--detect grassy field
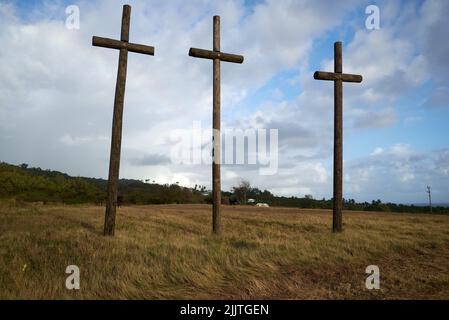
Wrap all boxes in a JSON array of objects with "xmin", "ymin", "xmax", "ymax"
[{"xmin": 1, "ymin": 201, "xmax": 449, "ymax": 299}]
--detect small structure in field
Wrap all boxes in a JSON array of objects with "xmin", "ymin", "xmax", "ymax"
[
  {"xmin": 256, "ymin": 203, "xmax": 269, "ymax": 208},
  {"xmin": 247, "ymin": 198, "xmax": 255, "ymax": 204}
]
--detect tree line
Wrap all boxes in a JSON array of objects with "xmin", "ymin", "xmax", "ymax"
[
  {"xmin": 0, "ymin": 162, "xmax": 447, "ymax": 214},
  {"xmin": 0, "ymin": 162, "xmax": 204, "ymax": 205}
]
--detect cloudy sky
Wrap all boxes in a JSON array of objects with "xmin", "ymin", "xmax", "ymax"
[{"xmin": 1, "ymin": 0, "xmax": 448, "ymax": 204}]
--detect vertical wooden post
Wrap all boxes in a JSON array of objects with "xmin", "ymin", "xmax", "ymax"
[
  {"xmin": 93, "ymin": 4, "xmax": 154, "ymax": 236},
  {"xmin": 333, "ymin": 41, "xmax": 343, "ymax": 233},
  {"xmin": 104, "ymin": 5, "xmax": 131, "ymax": 236},
  {"xmin": 212, "ymin": 16, "xmax": 221, "ymax": 234},
  {"xmin": 314, "ymin": 41, "xmax": 362, "ymax": 233},
  {"xmin": 188, "ymin": 16, "xmax": 244, "ymax": 234}
]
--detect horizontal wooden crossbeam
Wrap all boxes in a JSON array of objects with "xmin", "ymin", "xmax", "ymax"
[
  {"xmin": 92, "ymin": 36, "xmax": 155, "ymax": 56},
  {"xmin": 189, "ymin": 48, "xmax": 244, "ymax": 64},
  {"xmin": 314, "ymin": 71, "xmax": 362, "ymax": 83}
]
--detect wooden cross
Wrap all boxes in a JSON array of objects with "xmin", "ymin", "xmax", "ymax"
[
  {"xmin": 92, "ymin": 4, "xmax": 155, "ymax": 236},
  {"xmin": 314, "ymin": 41, "xmax": 363, "ymax": 233},
  {"xmin": 188, "ymin": 16, "xmax": 244, "ymax": 234}
]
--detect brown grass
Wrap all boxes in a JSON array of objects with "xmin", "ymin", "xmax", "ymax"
[{"xmin": 0, "ymin": 201, "xmax": 448, "ymax": 299}]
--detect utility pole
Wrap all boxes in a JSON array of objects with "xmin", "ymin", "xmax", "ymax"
[{"xmin": 427, "ymin": 186, "xmax": 432, "ymax": 214}]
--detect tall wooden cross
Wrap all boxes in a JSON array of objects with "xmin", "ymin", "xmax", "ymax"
[
  {"xmin": 188, "ymin": 16, "xmax": 244, "ymax": 234},
  {"xmin": 92, "ymin": 4, "xmax": 155, "ymax": 236},
  {"xmin": 314, "ymin": 41, "xmax": 363, "ymax": 233}
]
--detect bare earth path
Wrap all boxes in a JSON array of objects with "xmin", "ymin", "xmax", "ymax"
[{"xmin": 1, "ymin": 203, "xmax": 448, "ymax": 299}]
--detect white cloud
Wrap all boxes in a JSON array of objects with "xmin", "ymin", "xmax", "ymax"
[
  {"xmin": 60, "ymin": 134, "xmax": 107, "ymax": 146},
  {"xmin": 352, "ymin": 107, "xmax": 397, "ymax": 129},
  {"xmin": 346, "ymin": 144, "xmax": 449, "ymax": 203}
]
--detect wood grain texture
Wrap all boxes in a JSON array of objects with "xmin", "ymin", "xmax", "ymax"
[
  {"xmin": 92, "ymin": 37, "xmax": 154, "ymax": 55},
  {"xmin": 212, "ymin": 15, "xmax": 221, "ymax": 234},
  {"xmin": 92, "ymin": 4, "xmax": 155, "ymax": 236},
  {"xmin": 188, "ymin": 48, "xmax": 243, "ymax": 63},
  {"xmin": 120, "ymin": 5, "xmax": 131, "ymax": 42},
  {"xmin": 313, "ymin": 41, "xmax": 363, "ymax": 233},
  {"xmin": 313, "ymin": 71, "xmax": 362, "ymax": 83},
  {"xmin": 333, "ymin": 41, "xmax": 343, "ymax": 233},
  {"xmin": 104, "ymin": 47, "xmax": 128, "ymax": 236},
  {"xmin": 188, "ymin": 16, "xmax": 244, "ymax": 234}
]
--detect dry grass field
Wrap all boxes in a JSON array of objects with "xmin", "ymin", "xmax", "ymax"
[{"xmin": 1, "ymin": 201, "xmax": 449, "ymax": 299}]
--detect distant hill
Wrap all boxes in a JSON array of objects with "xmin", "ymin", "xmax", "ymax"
[
  {"xmin": 1, "ymin": 161, "xmax": 448, "ymax": 214},
  {"xmin": 0, "ymin": 162, "xmax": 206, "ymax": 205}
]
